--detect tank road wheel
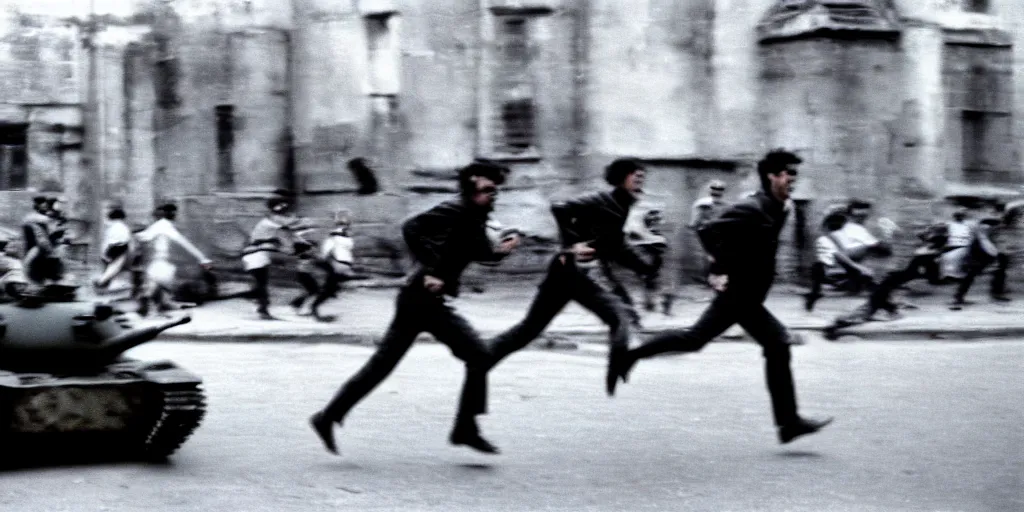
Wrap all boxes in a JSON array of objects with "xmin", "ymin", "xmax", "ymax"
[{"xmin": 139, "ymin": 383, "xmax": 207, "ymax": 461}]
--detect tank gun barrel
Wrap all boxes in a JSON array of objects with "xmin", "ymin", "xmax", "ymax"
[{"xmin": 96, "ymin": 315, "xmax": 192, "ymax": 360}]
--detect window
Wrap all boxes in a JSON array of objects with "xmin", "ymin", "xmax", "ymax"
[
  {"xmin": 964, "ymin": 0, "xmax": 989, "ymax": 13},
  {"xmin": 215, "ymin": 105, "xmax": 234, "ymax": 189},
  {"xmin": 0, "ymin": 124, "xmax": 27, "ymax": 190},
  {"xmin": 365, "ymin": 13, "xmax": 400, "ymax": 96},
  {"xmin": 962, "ymin": 110, "xmax": 1012, "ymax": 175},
  {"xmin": 491, "ymin": 16, "xmax": 537, "ymax": 155}
]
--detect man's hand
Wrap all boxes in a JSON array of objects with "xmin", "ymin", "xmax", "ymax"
[
  {"xmin": 570, "ymin": 242, "xmax": 596, "ymax": 261},
  {"xmin": 495, "ymin": 234, "xmax": 521, "ymax": 255},
  {"xmin": 708, "ymin": 273, "xmax": 728, "ymax": 292},
  {"xmin": 423, "ymin": 275, "xmax": 445, "ymax": 293}
]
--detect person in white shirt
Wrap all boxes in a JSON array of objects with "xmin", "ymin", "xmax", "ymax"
[
  {"xmin": 804, "ymin": 211, "xmax": 875, "ymax": 312},
  {"xmin": 240, "ymin": 191, "xmax": 310, "ymax": 320},
  {"xmin": 950, "ymin": 216, "xmax": 1011, "ymax": 309},
  {"xmin": 135, "ymin": 203, "xmax": 213, "ymax": 316},
  {"xmin": 689, "ymin": 180, "xmax": 728, "ymax": 284},
  {"xmin": 94, "ymin": 207, "xmax": 135, "ymax": 290},
  {"xmin": 940, "ymin": 209, "xmax": 972, "ymax": 281},
  {"xmin": 306, "ymin": 209, "xmax": 360, "ymax": 322},
  {"xmin": 832, "ymin": 200, "xmax": 893, "ymax": 262}
]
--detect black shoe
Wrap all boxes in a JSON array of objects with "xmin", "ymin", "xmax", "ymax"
[
  {"xmin": 449, "ymin": 428, "xmax": 500, "ymax": 454},
  {"xmin": 289, "ymin": 296, "xmax": 306, "ymax": 312},
  {"xmin": 949, "ymin": 298, "xmax": 971, "ymax": 311},
  {"xmin": 778, "ymin": 416, "xmax": 833, "ymax": 444},
  {"xmin": 137, "ymin": 299, "xmax": 150, "ymax": 318},
  {"xmin": 803, "ymin": 292, "xmax": 822, "ymax": 312},
  {"xmin": 310, "ymin": 411, "xmax": 338, "ymax": 455},
  {"xmin": 313, "ymin": 313, "xmax": 337, "ymax": 323},
  {"xmin": 607, "ymin": 346, "xmax": 628, "ymax": 396},
  {"xmin": 991, "ymin": 294, "xmax": 1012, "ymax": 302},
  {"xmin": 258, "ymin": 309, "xmax": 278, "ymax": 321}
]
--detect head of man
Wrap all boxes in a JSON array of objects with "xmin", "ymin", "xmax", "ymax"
[
  {"xmin": 847, "ymin": 200, "xmax": 872, "ymax": 224},
  {"xmin": 32, "ymin": 196, "xmax": 48, "ymax": 214},
  {"xmin": 160, "ymin": 203, "xmax": 178, "ymax": 222},
  {"xmin": 108, "ymin": 208, "xmax": 126, "ymax": 221},
  {"xmin": 605, "ymin": 158, "xmax": 645, "ymax": 198},
  {"xmin": 823, "ymin": 212, "xmax": 847, "ymax": 233},
  {"xmin": 757, "ymin": 149, "xmax": 801, "ymax": 202},
  {"xmin": 459, "ymin": 160, "xmax": 509, "ymax": 212},
  {"xmin": 45, "ymin": 197, "xmax": 66, "ymax": 219},
  {"xmin": 708, "ymin": 180, "xmax": 726, "ymax": 203}
]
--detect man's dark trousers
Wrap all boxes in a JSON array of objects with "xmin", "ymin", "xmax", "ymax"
[
  {"xmin": 955, "ymin": 253, "xmax": 1008, "ymax": 301},
  {"xmin": 628, "ymin": 286, "xmax": 799, "ymax": 426},
  {"xmin": 489, "ymin": 256, "xmax": 632, "ymax": 367},
  {"xmin": 321, "ymin": 284, "xmax": 490, "ymax": 425}
]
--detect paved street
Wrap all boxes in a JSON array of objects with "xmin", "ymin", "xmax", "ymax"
[{"xmin": 2, "ymin": 338, "xmax": 1021, "ymax": 512}]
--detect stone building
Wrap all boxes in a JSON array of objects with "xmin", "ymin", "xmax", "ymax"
[{"xmin": 1, "ymin": 0, "xmax": 1023, "ymax": 285}]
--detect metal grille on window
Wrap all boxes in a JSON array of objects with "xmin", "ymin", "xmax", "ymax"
[{"xmin": 493, "ymin": 17, "xmax": 536, "ymax": 154}]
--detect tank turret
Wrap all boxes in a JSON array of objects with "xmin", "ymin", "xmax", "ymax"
[{"xmin": 0, "ymin": 286, "xmax": 206, "ymax": 463}]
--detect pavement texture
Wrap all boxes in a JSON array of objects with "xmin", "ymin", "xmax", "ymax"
[
  {"xmin": 99, "ymin": 278, "xmax": 1024, "ymax": 346},
  {"xmin": 2, "ymin": 339, "xmax": 1020, "ymax": 511}
]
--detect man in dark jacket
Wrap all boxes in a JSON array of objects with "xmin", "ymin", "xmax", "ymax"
[
  {"xmin": 619, "ymin": 150, "xmax": 833, "ymax": 445},
  {"xmin": 487, "ymin": 158, "xmax": 656, "ymax": 397},
  {"xmin": 310, "ymin": 161, "xmax": 520, "ymax": 456}
]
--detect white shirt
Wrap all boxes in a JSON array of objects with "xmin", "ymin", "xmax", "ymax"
[
  {"xmin": 102, "ymin": 220, "xmax": 133, "ymax": 251},
  {"xmin": 833, "ymin": 222, "xmax": 878, "ymax": 253},
  {"xmin": 815, "ymin": 235, "xmax": 841, "ymax": 267},
  {"xmin": 136, "ymin": 218, "xmax": 211, "ymax": 264},
  {"xmin": 321, "ymin": 233, "xmax": 354, "ymax": 264},
  {"xmin": 946, "ymin": 221, "xmax": 972, "ymax": 248},
  {"xmin": 689, "ymin": 196, "xmax": 725, "ymax": 228}
]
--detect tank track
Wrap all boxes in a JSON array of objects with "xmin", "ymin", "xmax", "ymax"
[{"xmin": 140, "ymin": 382, "xmax": 206, "ymax": 460}]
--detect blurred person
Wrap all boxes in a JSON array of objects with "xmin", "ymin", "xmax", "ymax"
[
  {"xmin": 94, "ymin": 206, "xmax": 135, "ymax": 290},
  {"xmin": 306, "ymin": 209, "xmax": 362, "ymax": 322},
  {"xmin": 241, "ymin": 190, "xmax": 312, "ymax": 320},
  {"xmin": 135, "ymin": 203, "xmax": 213, "ymax": 317},
  {"xmin": 803, "ymin": 209, "xmax": 876, "ymax": 312},
  {"xmin": 0, "ymin": 236, "xmax": 27, "ymax": 301},
  {"xmin": 625, "ymin": 208, "xmax": 673, "ymax": 315},
  {"xmin": 690, "ymin": 180, "xmax": 728, "ymax": 283},
  {"xmin": 949, "ymin": 216, "xmax": 1010, "ymax": 310},
  {"xmin": 823, "ymin": 222, "xmax": 950, "ymax": 339},
  {"xmin": 486, "ymin": 158, "xmax": 656, "ymax": 397},
  {"xmin": 939, "ymin": 208, "xmax": 972, "ymax": 281},
  {"xmin": 310, "ymin": 160, "xmax": 520, "ymax": 456},
  {"xmin": 22, "ymin": 195, "xmax": 68, "ymax": 288},
  {"xmin": 619, "ymin": 149, "xmax": 833, "ymax": 445}
]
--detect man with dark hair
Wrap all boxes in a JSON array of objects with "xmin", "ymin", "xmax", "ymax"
[
  {"xmin": 804, "ymin": 209, "xmax": 876, "ymax": 312},
  {"xmin": 619, "ymin": 149, "xmax": 833, "ymax": 445},
  {"xmin": 348, "ymin": 158, "xmax": 379, "ymax": 195},
  {"xmin": 486, "ymin": 158, "xmax": 656, "ymax": 397},
  {"xmin": 310, "ymin": 160, "xmax": 521, "ymax": 456},
  {"xmin": 21, "ymin": 196, "xmax": 58, "ymax": 286},
  {"xmin": 241, "ymin": 190, "xmax": 312, "ymax": 320}
]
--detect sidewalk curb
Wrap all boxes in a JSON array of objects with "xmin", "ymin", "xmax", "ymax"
[{"xmin": 159, "ymin": 325, "xmax": 1024, "ymax": 350}]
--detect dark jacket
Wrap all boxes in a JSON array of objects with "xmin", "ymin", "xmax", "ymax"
[
  {"xmin": 550, "ymin": 188, "xmax": 653, "ymax": 276},
  {"xmin": 402, "ymin": 198, "xmax": 507, "ymax": 297},
  {"xmin": 698, "ymin": 191, "xmax": 789, "ymax": 300}
]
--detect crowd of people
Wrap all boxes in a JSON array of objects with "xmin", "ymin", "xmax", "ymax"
[{"xmin": 4, "ymin": 151, "xmax": 1018, "ymax": 458}]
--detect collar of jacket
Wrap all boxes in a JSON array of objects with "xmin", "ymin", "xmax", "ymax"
[
  {"xmin": 448, "ymin": 198, "xmax": 491, "ymax": 220},
  {"xmin": 610, "ymin": 187, "xmax": 638, "ymax": 210}
]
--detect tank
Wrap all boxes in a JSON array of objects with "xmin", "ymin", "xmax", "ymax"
[{"xmin": 0, "ymin": 286, "xmax": 206, "ymax": 462}]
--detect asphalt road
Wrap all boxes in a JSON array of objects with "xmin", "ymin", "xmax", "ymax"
[{"xmin": 2, "ymin": 338, "xmax": 1021, "ymax": 512}]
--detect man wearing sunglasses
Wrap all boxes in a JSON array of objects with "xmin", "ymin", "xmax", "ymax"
[
  {"xmin": 486, "ymin": 158, "xmax": 657, "ymax": 397},
  {"xmin": 619, "ymin": 149, "xmax": 833, "ymax": 445},
  {"xmin": 311, "ymin": 160, "xmax": 520, "ymax": 456}
]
